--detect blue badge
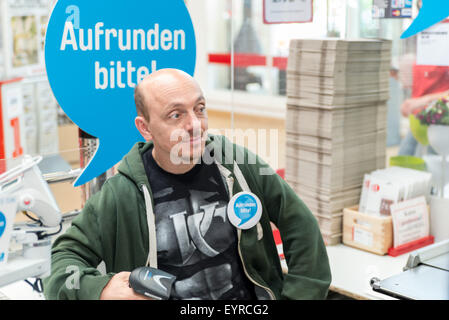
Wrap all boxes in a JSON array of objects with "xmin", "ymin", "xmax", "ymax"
[
  {"xmin": 45, "ymin": 0, "xmax": 196, "ymax": 186},
  {"xmin": 227, "ymin": 192, "xmax": 262, "ymax": 230}
]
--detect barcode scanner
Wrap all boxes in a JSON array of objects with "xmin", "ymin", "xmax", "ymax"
[{"xmin": 129, "ymin": 267, "xmax": 176, "ymax": 300}]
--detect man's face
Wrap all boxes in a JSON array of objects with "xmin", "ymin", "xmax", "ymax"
[{"xmin": 145, "ymin": 76, "xmax": 208, "ymax": 164}]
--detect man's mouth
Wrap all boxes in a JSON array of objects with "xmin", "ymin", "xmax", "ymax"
[
  {"xmin": 190, "ymin": 136, "xmax": 202, "ymax": 143},
  {"xmin": 183, "ymin": 131, "xmax": 205, "ymax": 143}
]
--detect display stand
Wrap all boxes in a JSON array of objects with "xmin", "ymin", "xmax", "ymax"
[
  {"xmin": 0, "ymin": 77, "xmax": 25, "ymax": 173},
  {"xmin": 388, "ymin": 235, "xmax": 435, "ymax": 257}
]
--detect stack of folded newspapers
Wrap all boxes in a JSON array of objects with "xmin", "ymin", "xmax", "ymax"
[{"xmin": 285, "ymin": 38, "xmax": 391, "ymax": 245}]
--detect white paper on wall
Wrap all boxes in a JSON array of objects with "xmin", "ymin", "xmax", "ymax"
[
  {"xmin": 264, "ymin": 0, "xmax": 313, "ymax": 24},
  {"xmin": 417, "ymin": 22, "xmax": 449, "ymax": 66}
]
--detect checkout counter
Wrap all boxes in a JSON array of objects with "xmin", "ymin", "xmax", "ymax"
[{"xmin": 1, "ymin": 237, "xmax": 448, "ymax": 300}]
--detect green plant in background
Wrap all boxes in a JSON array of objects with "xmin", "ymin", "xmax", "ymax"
[
  {"xmin": 409, "ymin": 114, "xmax": 429, "ymax": 146},
  {"xmin": 416, "ymin": 97, "xmax": 449, "ymax": 126}
]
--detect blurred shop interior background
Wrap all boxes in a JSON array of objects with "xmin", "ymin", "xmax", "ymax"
[{"xmin": 0, "ymin": 0, "xmax": 421, "ymax": 213}]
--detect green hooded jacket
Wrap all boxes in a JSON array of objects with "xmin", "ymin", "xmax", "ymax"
[{"xmin": 43, "ymin": 134, "xmax": 331, "ymax": 300}]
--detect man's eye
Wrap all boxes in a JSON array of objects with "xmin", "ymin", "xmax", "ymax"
[{"xmin": 169, "ymin": 113, "xmax": 180, "ymax": 119}]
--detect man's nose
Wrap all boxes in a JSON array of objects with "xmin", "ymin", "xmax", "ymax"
[{"xmin": 184, "ymin": 111, "xmax": 201, "ymax": 132}]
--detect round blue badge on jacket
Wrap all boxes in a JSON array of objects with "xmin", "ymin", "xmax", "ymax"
[{"xmin": 227, "ymin": 192, "xmax": 262, "ymax": 230}]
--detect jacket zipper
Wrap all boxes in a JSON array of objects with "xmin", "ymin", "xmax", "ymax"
[
  {"xmin": 237, "ymin": 229, "xmax": 277, "ymax": 300},
  {"xmin": 226, "ymin": 176, "xmax": 276, "ymax": 300}
]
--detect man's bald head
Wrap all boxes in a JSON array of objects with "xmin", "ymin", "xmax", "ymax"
[
  {"xmin": 134, "ymin": 69, "xmax": 200, "ymax": 121},
  {"xmin": 133, "ymin": 68, "xmax": 208, "ymax": 172}
]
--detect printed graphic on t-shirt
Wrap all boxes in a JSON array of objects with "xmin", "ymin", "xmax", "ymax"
[{"xmin": 143, "ymin": 148, "xmax": 255, "ymax": 300}]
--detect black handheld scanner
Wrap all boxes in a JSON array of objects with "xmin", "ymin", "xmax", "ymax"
[{"xmin": 129, "ymin": 267, "xmax": 176, "ymax": 300}]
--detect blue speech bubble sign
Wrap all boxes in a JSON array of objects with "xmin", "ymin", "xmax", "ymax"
[
  {"xmin": 45, "ymin": 0, "xmax": 196, "ymax": 186},
  {"xmin": 401, "ymin": 0, "xmax": 449, "ymax": 38},
  {"xmin": 233, "ymin": 194, "xmax": 258, "ymax": 227}
]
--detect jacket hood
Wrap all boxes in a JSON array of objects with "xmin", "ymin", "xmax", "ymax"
[{"xmin": 117, "ymin": 140, "xmax": 153, "ymax": 189}]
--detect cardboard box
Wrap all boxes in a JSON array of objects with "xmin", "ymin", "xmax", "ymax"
[{"xmin": 343, "ymin": 206, "xmax": 393, "ymax": 255}]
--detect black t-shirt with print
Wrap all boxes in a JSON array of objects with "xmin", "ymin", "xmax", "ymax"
[{"xmin": 142, "ymin": 147, "xmax": 256, "ymax": 300}]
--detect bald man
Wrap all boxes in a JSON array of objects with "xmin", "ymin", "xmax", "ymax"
[
  {"xmin": 134, "ymin": 69, "xmax": 208, "ymax": 174},
  {"xmin": 43, "ymin": 69, "xmax": 331, "ymax": 300}
]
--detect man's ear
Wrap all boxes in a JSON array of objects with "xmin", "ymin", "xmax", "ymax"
[{"xmin": 135, "ymin": 116, "xmax": 153, "ymax": 141}]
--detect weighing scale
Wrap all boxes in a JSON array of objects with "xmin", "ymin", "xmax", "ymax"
[{"xmin": 371, "ymin": 239, "xmax": 449, "ymax": 300}]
